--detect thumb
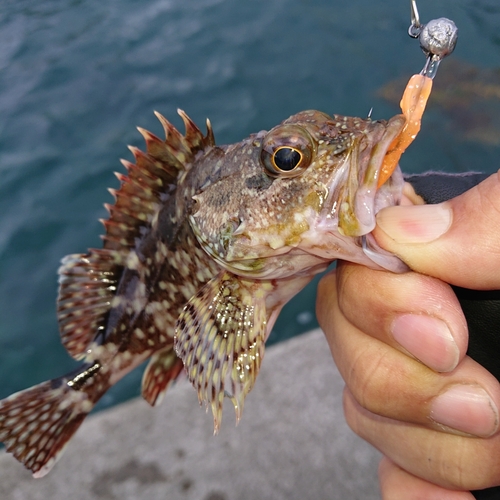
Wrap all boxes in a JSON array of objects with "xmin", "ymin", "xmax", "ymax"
[{"xmin": 373, "ymin": 171, "xmax": 500, "ymax": 289}]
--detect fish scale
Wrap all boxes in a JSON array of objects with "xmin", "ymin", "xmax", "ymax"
[{"xmin": 0, "ymin": 106, "xmax": 413, "ymax": 477}]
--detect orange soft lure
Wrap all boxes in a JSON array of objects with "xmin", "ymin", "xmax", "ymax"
[{"xmin": 377, "ymin": 73, "xmax": 433, "ymax": 187}]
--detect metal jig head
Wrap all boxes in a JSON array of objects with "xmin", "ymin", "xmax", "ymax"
[{"xmin": 408, "ymin": 0, "xmax": 458, "ymax": 79}]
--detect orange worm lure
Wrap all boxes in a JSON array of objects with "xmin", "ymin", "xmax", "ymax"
[{"xmin": 377, "ymin": 73, "xmax": 433, "ymax": 188}]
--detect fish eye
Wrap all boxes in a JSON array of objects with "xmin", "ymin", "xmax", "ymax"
[{"xmin": 260, "ymin": 125, "xmax": 314, "ymax": 178}]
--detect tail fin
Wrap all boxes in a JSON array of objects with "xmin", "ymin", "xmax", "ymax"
[{"xmin": 0, "ymin": 376, "xmax": 95, "ymax": 477}]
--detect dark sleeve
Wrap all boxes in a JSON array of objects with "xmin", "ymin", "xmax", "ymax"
[
  {"xmin": 406, "ymin": 172, "xmax": 500, "ymax": 500},
  {"xmin": 405, "ymin": 171, "xmax": 490, "ymax": 204}
]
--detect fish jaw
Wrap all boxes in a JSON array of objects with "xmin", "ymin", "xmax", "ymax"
[
  {"xmin": 298, "ymin": 114, "xmax": 408, "ymax": 272},
  {"xmin": 334, "ymin": 113, "xmax": 406, "ymax": 237}
]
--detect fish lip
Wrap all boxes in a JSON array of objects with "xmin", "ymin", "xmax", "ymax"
[
  {"xmin": 320, "ymin": 113, "xmax": 406, "ymax": 237},
  {"xmin": 353, "ymin": 113, "xmax": 406, "ymax": 231},
  {"xmin": 364, "ymin": 114, "xmax": 406, "ymax": 189}
]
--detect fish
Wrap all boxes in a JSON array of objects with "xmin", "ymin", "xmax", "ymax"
[{"xmin": 0, "ymin": 107, "xmax": 413, "ymax": 478}]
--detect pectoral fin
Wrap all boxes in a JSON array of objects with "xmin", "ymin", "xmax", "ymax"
[{"xmin": 174, "ymin": 271, "xmax": 269, "ymax": 433}]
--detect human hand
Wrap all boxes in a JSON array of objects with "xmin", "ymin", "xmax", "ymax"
[{"xmin": 316, "ymin": 173, "xmax": 500, "ymax": 498}]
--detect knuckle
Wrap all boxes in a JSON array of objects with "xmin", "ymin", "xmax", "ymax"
[
  {"xmin": 316, "ymin": 271, "xmax": 337, "ymax": 323},
  {"xmin": 431, "ymin": 436, "xmax": 500, "ymax": 490},
  {"xmin": 345, "ymin": 343, "xmax": 395, "ymax": 412},
  {"xmin": 473, "ymin": 172, "xmax": 500, "ymax": 231}
]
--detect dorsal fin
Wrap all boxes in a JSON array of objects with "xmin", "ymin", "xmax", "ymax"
[
  {"xmin": 56, "ymin": 111, "xmax": 215, "ymax": 358},
  {"xmin": 100, "ymin": 110, "xmax": 214, "ymax": 253}
]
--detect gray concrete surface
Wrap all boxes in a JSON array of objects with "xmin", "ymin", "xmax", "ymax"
[{"xmin": 0, "ymin": 329, "xmax": 382, "ymax": 500}]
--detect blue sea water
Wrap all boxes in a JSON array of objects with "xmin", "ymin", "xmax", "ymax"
[{"xmin": 0, "ymin": 0, "xmax": 499, "ymax": 412}]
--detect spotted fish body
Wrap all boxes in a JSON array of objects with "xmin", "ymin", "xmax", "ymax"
[{"xmin": 0, "ymin": 108, "xmax": 407, "ymax": 477}]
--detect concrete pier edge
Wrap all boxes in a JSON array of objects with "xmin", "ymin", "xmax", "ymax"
[{"xmin": 0, "ymin": 329, "xmax": 381, "ymax": 500}]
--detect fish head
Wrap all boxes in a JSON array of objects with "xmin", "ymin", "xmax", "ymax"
[{"xmin": 190, "ymin": 110, "xmax": 407, "ymax": 279}]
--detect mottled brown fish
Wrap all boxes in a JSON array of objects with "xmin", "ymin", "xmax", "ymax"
[{"xmin": 0, "ymin": 108, "xmax": 410, "ymax": 478}]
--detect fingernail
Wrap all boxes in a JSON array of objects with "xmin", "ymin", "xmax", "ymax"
[
  {"xmin": 391, "ymin": 314, "xmax": 459, "ymax": 372},
  {"xmin": 376, "ymin": 203, "xmax": 452, "ymax": 244},
  {"xmin": 430, "ymin": 385, "xmax": 499, "ymax": 437}
]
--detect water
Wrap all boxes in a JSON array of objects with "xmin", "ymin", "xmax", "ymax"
[{"xmin": 0, "ymin": 0, "xmax": 499, "ymax": 412}]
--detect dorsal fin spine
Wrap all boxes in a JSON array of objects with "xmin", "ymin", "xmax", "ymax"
[
  {"xmin": 153, "ymin": 111, "xmax": 189, "ymax": 155},
  {"xmin": 136, "ymin": 127, "xmax": 163, "ymax": 149},
  {"xmin": 178, "ymin": 109, "xmax": 204, "ymax": 150},
  {"xmin": 206, "ymin": 118, "xmax": 215, "ymax": 147}
]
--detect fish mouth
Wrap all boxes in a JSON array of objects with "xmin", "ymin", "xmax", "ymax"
[
  {"xmin": 295, "ymin": 113, "xmax": 409, "ymax": 272},
  {"xmin": 320, "ymin": 113, "xmax": 407, "ymax": 238}
]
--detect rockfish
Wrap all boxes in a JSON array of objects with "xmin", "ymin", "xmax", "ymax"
[{"xmin": 0, "ymin": 107, "xmax": 411, "ymax": 477}]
